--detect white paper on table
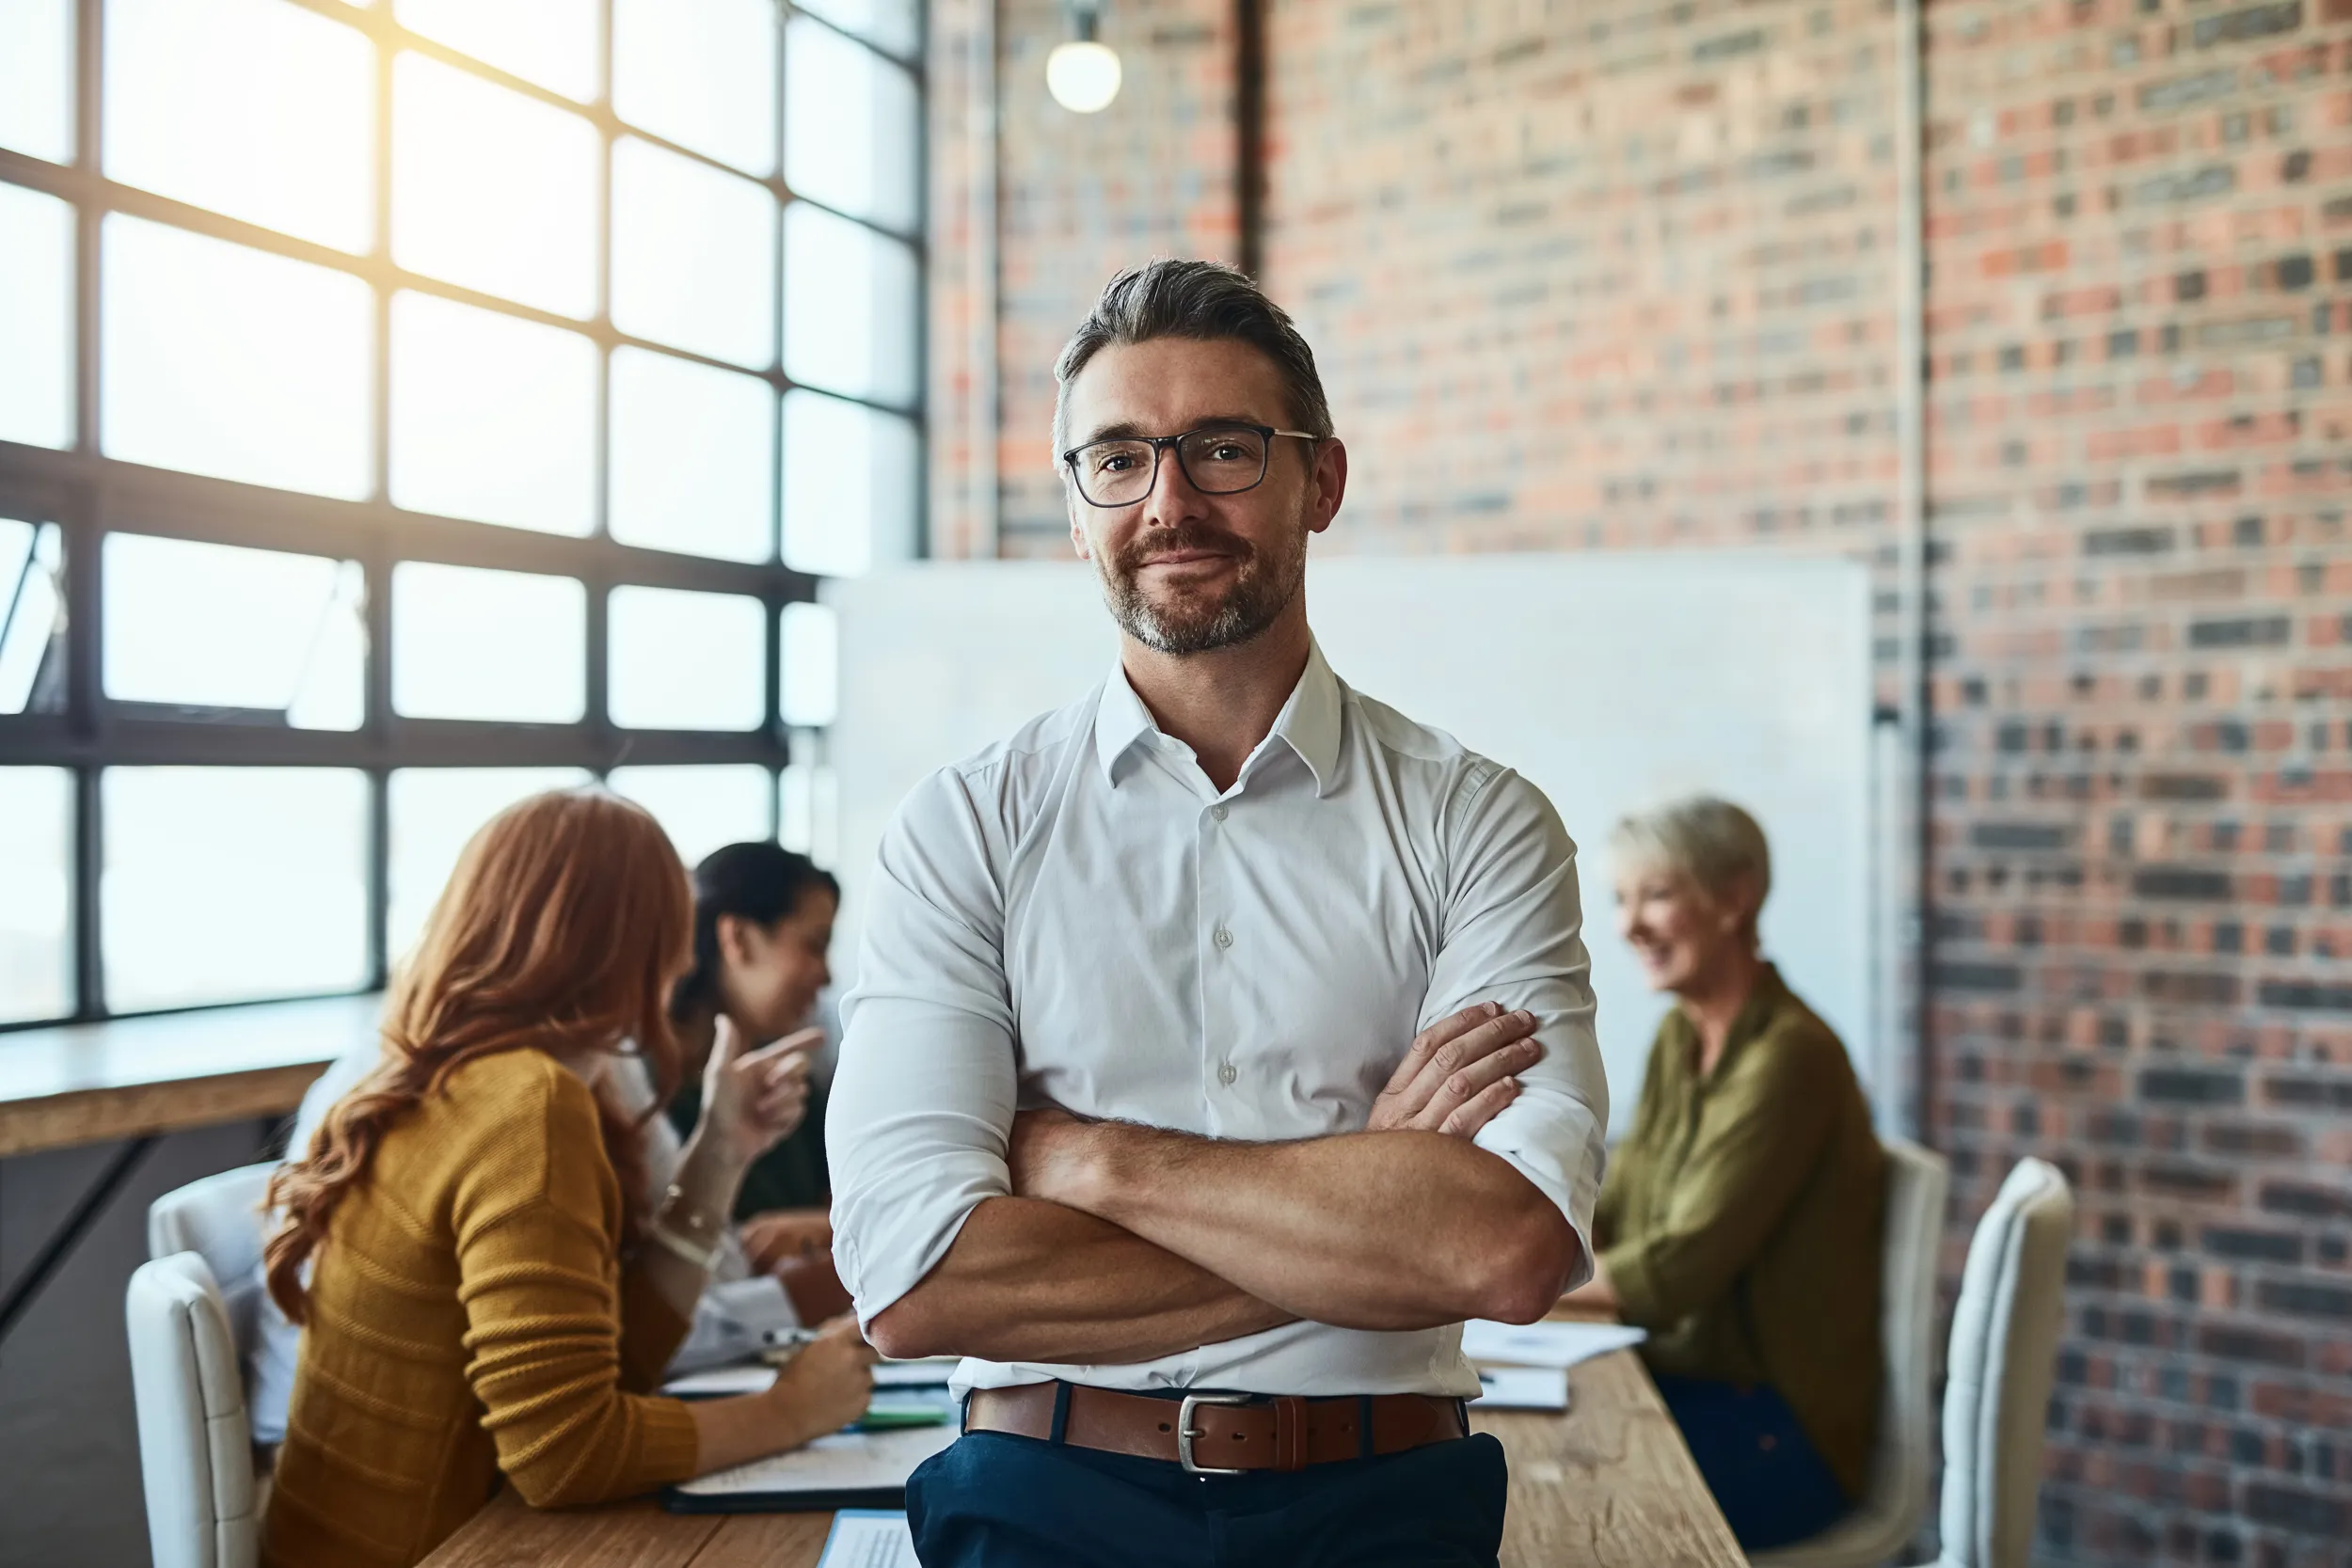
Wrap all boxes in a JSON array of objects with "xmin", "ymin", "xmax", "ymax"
[
  {"xmin": 1461, "ymin": 1319, "xmax": 1647, "ymax": 1370},
  {"xmin": 872, "ymin": 1356, "xmax": 960, "ymax": 1387},
  {"xmin": 1472, "ymin": 1365, "xmax": 1571, "ymax": 1411},
  {"xmin": 817, "ymin": 1509, "xmax": 920, "ymax": 1568},
  {"xmin": 674, "ymin": 1423, "xmax": 958, "ymax": 1498},
  {"xmin": 661, "ymin": 1363, "xmax": 776, "ymax": 1398}
]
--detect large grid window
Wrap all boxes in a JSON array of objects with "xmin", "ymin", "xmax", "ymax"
[{"xmin": 0, "ymin": 0, "xmax": 922, "ymax": 1028}]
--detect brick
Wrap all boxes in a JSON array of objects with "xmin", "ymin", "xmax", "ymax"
[
  {"xmin": 2240, "ymin": 1482, "xmax": 2346, "ymax": 1537},
  {"xmin": 2254, "ymin": 1280, "xmax": 2352, "ymax": 1321},
  {"xmin": 2201, "ymin": 1227, "xmax": 2305, "ymax": 1264},
  {"xmin": 2143, "ymin": 1069, "xmax": 2247, "ymax": 1106},
  {"xmin": 2133, "ymin": 868, "xmax": 2235, "ymax": 901}
]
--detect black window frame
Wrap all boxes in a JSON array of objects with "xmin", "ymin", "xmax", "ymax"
[{"xmin": 0, "ymin": 0, "xmax": 927, "ymax": 1030}]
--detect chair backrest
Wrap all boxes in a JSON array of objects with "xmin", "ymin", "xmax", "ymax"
[
  {"xmin": 1856, "ymin": 1136, "xmax": 1951, "ymax": 1538},
  {"xmin": 1937, "ymin": 1158, "xmax": 2074, "ymax": 1568},
  {"xmin": 126, "ymin": 1252, "xmax": 260, "ymax": 1568},
  {"xmin": 149, "ymin": 1162, "xmax": 276, "ymax": 1357}
]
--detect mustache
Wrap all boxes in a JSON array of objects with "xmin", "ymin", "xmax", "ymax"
[{"xmin": 1111, "ymin": 522, "xmax": 1256, "ymax": 574}]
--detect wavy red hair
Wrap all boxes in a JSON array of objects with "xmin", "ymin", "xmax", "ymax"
[{"xmin": 263, "ymin": 787, "xmax": 693, "ymax": 1323}]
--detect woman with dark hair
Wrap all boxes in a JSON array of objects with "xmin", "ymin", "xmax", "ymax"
[
  {"xmin": 664, "ymin": 842, "xmax": 849, "ymax": 1320},
  {"xmin": 260, "ymin": 792, "xmax": 874, "ymax": 1568}
]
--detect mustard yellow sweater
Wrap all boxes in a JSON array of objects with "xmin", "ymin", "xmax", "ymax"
[{"xmin": 261, "ymin": 1050, "xmax": 700, "ymax": 1568}]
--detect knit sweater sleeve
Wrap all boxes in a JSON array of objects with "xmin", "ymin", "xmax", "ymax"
[{"xmin": 447, "ymin": 1057, "xmax": 700, "ymax": 1507}]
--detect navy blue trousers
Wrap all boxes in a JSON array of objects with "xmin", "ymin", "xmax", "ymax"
[
  {"xmin": 1651, "ymin": 1374, "xmax": 1851, "ymax": 1551},
  {"xmin": 907, "ymin": 1426, "xmax": 1509, "ymax": 1567}
]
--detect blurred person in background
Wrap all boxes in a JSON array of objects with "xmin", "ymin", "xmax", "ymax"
[
  {"xmin": 1570, "ymin": 795, "xmax": 1885, "ymax": 1551},
  {"xmin": 665, "ymin": 840, "xmax": 851, "ymax": 1323},
  {"xmin": 257, "ymin": 790, "xmax": 872, "ymax": 1568},
  {"xmin": 249, "ymin": 848, "xmax": 851, "ymax": 1446}
]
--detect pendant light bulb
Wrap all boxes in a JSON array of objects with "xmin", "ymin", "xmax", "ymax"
[{"xmin": 1047, "ymin": 5, "xmax": 1121, "ymax": 114}]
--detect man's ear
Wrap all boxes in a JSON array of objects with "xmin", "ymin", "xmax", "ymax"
[
  {"xmin": 1307, "ymin": 437, "xmax": 1348, "ymax": 536},
  {"xmin": 1068, "ymin": 503, "xmax": 1094, "ymax": 562}
]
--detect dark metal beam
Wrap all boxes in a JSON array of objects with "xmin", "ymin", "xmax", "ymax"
[
  {"xmin": 0, "ymin": 1135, "xmax": 156, "ymax": 1349},
  {"xmin": 1234, "ymin": 0, "xmax": 1266, "ymax": 279}
]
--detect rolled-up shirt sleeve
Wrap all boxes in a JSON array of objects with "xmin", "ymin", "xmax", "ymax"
[
  {"xmin": 826, "ymin": 766, "xmax": 1020, "ymax": 1331},
  {"xmin": 1422, "ymin": 764, "xmax": 1610, "ymax": 1290}
]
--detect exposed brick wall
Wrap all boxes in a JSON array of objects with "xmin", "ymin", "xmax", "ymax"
[
  {"xmin": 1922, "ymin": 3, "xmax": 2352, "ymax": 1562},
  {"xmin": 927, "ymin": 1, "xmax": 2352, "ymax": 1560}
]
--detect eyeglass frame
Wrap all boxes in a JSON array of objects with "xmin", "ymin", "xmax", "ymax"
[{"xmin": 1058, "ymin": 422, "xmax": 1324, "ymax": 509}]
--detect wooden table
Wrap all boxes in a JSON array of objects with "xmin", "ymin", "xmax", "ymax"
[
  {"xmin": 421, "ymin": 1349, "xmax": 1742, "ymax": 1568},
  {"xmin": 0, "ymin": 993, "xmax": 376, "ymax": 1157}
]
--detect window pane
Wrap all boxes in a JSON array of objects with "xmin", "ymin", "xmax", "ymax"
[
  {"xmin": 784, "ymin": 202, "xmax": 916, "ymax": 404},
  {"xmin": 0, "ymin": 182, "xmax": 72, "ymax": 450},
  {"xmin": 612, "ymin": 0, "xmax": 777, "ymax": 177},
  {"xmin": 395, "ymin": 0, "xmax": 599, "ymax": 103},
  {"xmin": 608, "ymin": 347, "xmax": 775, "ymax": 562},
  {"xmin": 795, "ymin": 0, "xmax": 920, "ymax": 59},
  {"xmin": 101, "ymin": 214, "xmax": 373, "ymax": 499},
  {"xmin": 0, "ymin": 519, "xmax": 64, "ymax": 714},
  {"xmin": 391, "ymin": 562, "xmax": 585, "ymax": 721},
  {"xmin": 785, "ymin": 18, "xmax": 917, "ymax": 233},
  {"xmin": 391, "ymin": 52, "xmax": 599, "ymax": 319},
  {"xmin": 780, "ymin": 601, "xmax": 837, "ymax": 728},
  {"xmin": 102, "ymin": 535, "xmax": 365, "ymax": 728},
  {"xmin": 783, "ymin": 390, "xmax": 917, "ymax": 577},
  {"xmin": 611, "ymin": 137, "xmax": 777, "ymax": 370},
  {"xmin": 778, "ymin": 758, "xmax": 837, "ymax": 865},
  {"xmin": 389, "ymin": 291, "xmax": 596, "ymax": 535},
  {"xmin": 608, "ymin": 765, "xmax": 771, "ymax": 868},
  {"xmin": 102, "ymin": 767, "xmax": 369, "ymax": 1011},
  {"xmin": 608, "ymin": 585, "xmax": 766, "ymax": 730},
  {"xmin": 0, "ymin": 766, "xmax": 72, "ymax": 1024},
  {"xmin": 0, "ymin": 0, "xmax": 75, "ymax": 164},
  {"xmin": 387, "ymin": 767, "xmax": 590, "ymax": 956},
  {"xmin": 105, "ymin": 0, "xmax": 375, "ymax": 253}
]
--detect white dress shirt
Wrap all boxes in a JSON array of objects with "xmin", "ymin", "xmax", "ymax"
[{"xmin": 828, "ymin": 640, "xmax": 1608, "ymax": 1400}]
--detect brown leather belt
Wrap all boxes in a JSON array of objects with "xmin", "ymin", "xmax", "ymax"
[{"xmin": 963, "ymin": 1383, "xmax": 1469, "ymax": 1475}]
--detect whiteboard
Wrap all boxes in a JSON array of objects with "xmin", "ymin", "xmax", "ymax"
[{"xmin": 827, "ymin": 554, "xmax": 1876, "ymax": 1134}]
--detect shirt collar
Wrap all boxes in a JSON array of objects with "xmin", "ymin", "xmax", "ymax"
[{"xmin": 1091, "ymin": 639, "xmax": 1344, "ymax": 798}]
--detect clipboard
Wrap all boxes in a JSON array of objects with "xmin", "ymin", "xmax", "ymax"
[{"xmin": 660, "ymin": 1422, "xmax": 959, "ymax": 1513}]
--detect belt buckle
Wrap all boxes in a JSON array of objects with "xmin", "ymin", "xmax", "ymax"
[{"xmin": 1176, "ymin": 1391, "xmax": 1254, "ymax": 1476}]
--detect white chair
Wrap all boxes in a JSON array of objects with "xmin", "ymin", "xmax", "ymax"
[
  {"xmin": 148, "ymin": 1161, "xmax": 276, "ymax": 1356},
  {"xmin": 126, "ymin": 1253, "xmax": 260, "ymax": 1568},
  {"xmin": 1753, "ymin": 1135, "xmax": 1950, "ymax": 1568},
  {"xmin": 1931, "ymin": 1158, "xmax": 2074, "ymax": 1568},
  {"xmin": 130, "ymin": 1162, "xmax": 276, "ymax": 1568}
]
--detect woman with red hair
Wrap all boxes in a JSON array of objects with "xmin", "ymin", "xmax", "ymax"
[{"xmin": 259, "ymin": 789, "xmax": 873, "ymax": 1568}]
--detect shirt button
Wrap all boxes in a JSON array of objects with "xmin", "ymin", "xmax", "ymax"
[
  {"xmin": 1213, "ymin": 926, "xmax": 1233, "ymax": 949},
  {"xmin": 1218, "ymin": 1062, "xmax": 1238, "ymax": 1085},
  {"xmin": 1210, "ymin": 803, "xmax": 1228, "ymax": 822}
]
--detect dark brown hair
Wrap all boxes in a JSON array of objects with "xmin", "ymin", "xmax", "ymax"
[{"xmin": 1052, "ymin": 259, "xmax": 1335, "ymax": 451}]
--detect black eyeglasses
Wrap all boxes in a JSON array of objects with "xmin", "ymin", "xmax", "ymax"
[{"xmin": 1060, "ymin": 423, "xmax": 1320, "ymax": 509}]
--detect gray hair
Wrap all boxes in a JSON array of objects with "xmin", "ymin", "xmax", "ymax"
[
  {"xmin": 1612, "ymin": 796, "xmax": 1772, "ymax": 936},
  {"xmin": 1051, "ymin": 260, "xmax": 1334, "ymax": 454}
]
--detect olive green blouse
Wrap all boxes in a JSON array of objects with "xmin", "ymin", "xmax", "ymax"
[{"xmin": 1596, "ymin": 964, "xmax": 1886, "ymax": 1499}]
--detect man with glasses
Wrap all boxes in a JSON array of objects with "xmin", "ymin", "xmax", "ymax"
[{"xmin": 828, "ymin": 260, "xmax": 1609, "ymax": 1565}]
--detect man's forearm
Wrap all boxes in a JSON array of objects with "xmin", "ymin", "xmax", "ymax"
[
  {"xmin": 1059, "ymin": 1126, "xmax": 1579, "ymax": 1330},
  {"xmin": 864, "ymin": 1196, "xmax": 1293, "ymax": 1363}
]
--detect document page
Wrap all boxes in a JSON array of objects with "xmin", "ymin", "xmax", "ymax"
[
  {"xmin": 817, "ymin": 1510, "xmax": 920, "ymax": 1568},
  {"xmin": 674, "ymin": 1424, "xmax": 958, "ymax": 1499},
  {"xmin": 1461, "ymin": 1319, "xmax": 1647, "ymax": 1370}
]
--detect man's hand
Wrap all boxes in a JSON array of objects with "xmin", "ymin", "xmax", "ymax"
[{"xmin": 1368, "ymin": 1003, "xmax": 1543, "ymax": 1136}]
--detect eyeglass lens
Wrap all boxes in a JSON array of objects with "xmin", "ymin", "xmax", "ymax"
[{"xmin": 1073, "ymin": 427, "xmax": 1269, "ymax": 506}]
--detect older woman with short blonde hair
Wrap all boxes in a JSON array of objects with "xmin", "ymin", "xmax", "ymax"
[{"xmin": 1573, "ymin": 796, "xmax": 1884, "ymax": 1551}]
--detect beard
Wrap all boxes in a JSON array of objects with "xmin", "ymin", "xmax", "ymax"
[{"xmin": 1095, "ymin": 517, "xmax": 1308, "ymax": 657}]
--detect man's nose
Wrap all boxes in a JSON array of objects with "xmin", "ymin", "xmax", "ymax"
[{"xmin": 1139, "ymin": 443, "xmax": 1209, "ymax": 523}]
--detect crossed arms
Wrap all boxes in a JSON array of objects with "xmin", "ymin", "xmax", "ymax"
[
  {"xmin": 866, "ymin": 1006, "xmax": 1580, "ymax": 1363},
  {"xmin": 827, "ymin": 761, "xmax": 1612, "ymax": 1370}
]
